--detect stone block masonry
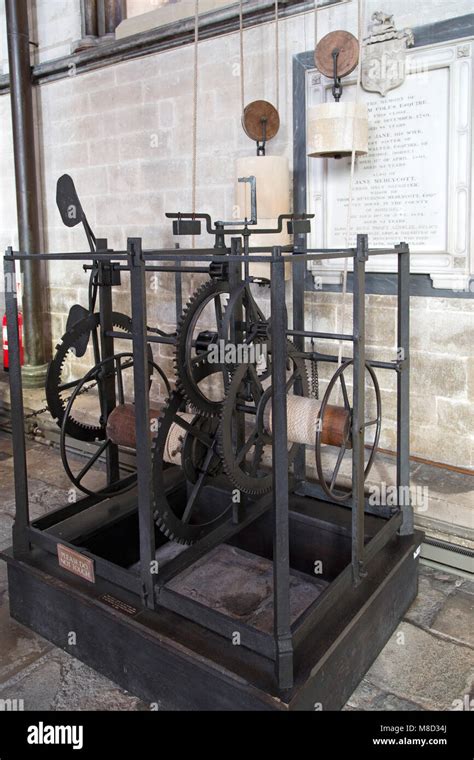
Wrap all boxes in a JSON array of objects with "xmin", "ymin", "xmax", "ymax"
[{"xmin": 0, "ymin": 6, "xmax": 473, "ymax": 486}]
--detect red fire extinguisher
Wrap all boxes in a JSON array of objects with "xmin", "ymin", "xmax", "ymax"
[{"xmin": 2, "ymin": 311, "xmax": 24, "ymax": 371}]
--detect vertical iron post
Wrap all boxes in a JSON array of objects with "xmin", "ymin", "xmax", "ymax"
[
  {"xmin": 128, "ymin": 238, "xmax": 156, "ymax": 609},
  {"xmin": 97, "ymin": 241, "xmax": 120, "ymax": 485},
  {"xmin": 230, "ymin": 237, "xmax": 244, "ymax": 524},
  {"xmin": 271, "ymin": 246, "xmax": 293, "ymax": 691},
  {"xmin": 396, "ymin": 242, "xmax": 413, "ymax": 535},
  {"xmin": 292, "ymin": 232, "xmax": 307, "ymax": 483},
  {"xmin": 4, "ymin": 249, "xmax": 30, "ymax": 555},
  {"xmin": 352, "ymin": 234, "xmax": 368, "ymax": 584}
]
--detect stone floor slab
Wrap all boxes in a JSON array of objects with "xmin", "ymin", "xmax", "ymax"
[
  {"xmin": 0, "ymin": 649, "xmax": 147, "ymax": 711},
  {"xmin": 365, "ymin": 621, "xmax": 474, "ymax": 711},
  {"xmin": 431, "ymin": 591, "xmax": 474, "ymax": 647}
]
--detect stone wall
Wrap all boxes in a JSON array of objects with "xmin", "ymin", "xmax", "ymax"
[{"xmin": 0, "ymin": 0, "xmax": 473, "ymax": 478}]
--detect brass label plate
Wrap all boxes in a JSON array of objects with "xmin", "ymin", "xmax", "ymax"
[{"xmin": 57, "ymin": 544, "xmax": 95, "ymax": 583}]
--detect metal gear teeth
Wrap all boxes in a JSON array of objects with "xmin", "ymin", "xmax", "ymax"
[
  {"xmin": 47, "ymin": 312, "xmax": 153, "ymax": 442},
  {"xmin": 216, "ymin": 416, "xmax": 270, "ymax": 496},
  {"xmin": 216, "ymin": 341, "xmax": 310, "ymax": 496},
  {"xmin": 174, "ymin": 280, "xmax": 231, "ymax": 418}
]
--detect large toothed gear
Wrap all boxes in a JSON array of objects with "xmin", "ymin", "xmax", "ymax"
[
  {"xmin": 152, "ymin": 390, "xmax": 227, "ymax": 545},
  {"xmin": 174, "ymin": 281, "xmax": 231, "ymax": 417},
  {"xmin": 174, "ymin": 280, "xmax": 271, "ymax": 417},
  {"xmin": 218, "ymin": 342, "xmax": 309, "ymax": 495},
  {"xmin": 46, "ymin": 312, "xmax": 153, "ymax": 442}
]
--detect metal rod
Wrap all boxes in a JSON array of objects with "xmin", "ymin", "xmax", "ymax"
[
  {"xmin": 229, "ymin": 237, "xmax": 246, "ymax": 524},
  {"xmin": 84, "ymin": 265, "xmax": 210, "ymax": 274},
  {"xmin": 106, "ymin": 331, "xmax": 176, "ymax": 345},
  {"xmin": 5, "ymin": 0, "xmax": 48, "ymax": 382},
  {"xmin": 351, "ymin": 234, "xmax": 368, "ymax": 585},
  {"xmin": 98, "ymin": 251, "xmax": 120, "ymax": 485},
  {"xmin": 128, "ymin": 238, "xmax": 156, "ymax": 610},
  {"xmin": 271, "ymin": 246, "xmax": 294, "ymax": 691},
  {"xmin": 397, "ymin": 242, "xmax": 414, "ymax": 535},
  {"xmin": 287, "ymin": 329, "xmax": 354, "ymax": 342},
  {"xmin": 291, "ymin": 511, "xmax": 403, "ymax": 648},
  {"xmin": 27, "ymin": 527, "xmax": 141, "ymax": 594},
  {"xmin": 4, "ymin": 250, "xmax": 30, "ymax": 555},
  {"xmin": 311, "ymin": 351, "xmax": 400, "ymax": 371},
  {"xmin": 9, "ymin": 247, "xmax": 402, "ymax": 264},
  {"xmin": 292, "ymin": 209, "xmax": 307, "ymax": 483}
]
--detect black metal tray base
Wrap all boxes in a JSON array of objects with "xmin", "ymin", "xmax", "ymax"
[{"xmin": 2, "ymin": 521, "xmax": 421, "ymax": 711}]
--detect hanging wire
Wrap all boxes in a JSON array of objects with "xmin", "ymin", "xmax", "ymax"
[
  {"xmin": 310, "ymin": 0, "xmax": 319, "ymax": 398},
  {"xmin": 275, "ymin": 0, "xmax": 280, "ymax": 112},
  {"xmin": 337, "ymin": 0, "xmax": 365, "ymax": 368},
  {"xmin": 239, "ymin": 0, "xmax": 245, "ymax": 112},
  {"xmin": 314, "ymin": 0, "xmax": 318, "ymax": 47},
  {"xmin": 191, "ymin": 0, "xmax": 199, "ymax": 216},
  {"xmin": 191, "ymin": 0, "xmax": 199, "ymax": 247}
]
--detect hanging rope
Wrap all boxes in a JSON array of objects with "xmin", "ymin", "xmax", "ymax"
[
  {"xmin": 191, "ymin": 0, "xmax": 199, "ymax": 218},
  {"xmin": 275, "ymin": 0, "xmax": 280, "ymax": 111},
  {"xmin": 337, "ymin": 0, "xmax": 365, "ymax": 368},
  {"xmin": 310, "ymin": 0, "xmax": 319, "ymax": 398},
  {"xmin": 314, "ymin": 0, "xmax": 318, "ymax": 48},
  {"xmin": 239, "ymin": 0, "xmax": 245, "ymax": 112}
]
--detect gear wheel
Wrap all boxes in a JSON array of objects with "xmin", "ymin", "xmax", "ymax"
[
  {"xmin": 174, "ymin": 281, "xmax": 231, "ymax": 417},
  {"xmin": 218, "ymin": 343, "xmax": 309, "ymax": 495},
  {"xmin": 46, "ymin": 312, "xmax": 153, "ymax": 442},
  {"xmin": 175, "ymin": 280, "xmax": 271, "ymax": 417},
  {"xmin": 152, "ymin": 390, "xmax": 230, "ymax": 545}
]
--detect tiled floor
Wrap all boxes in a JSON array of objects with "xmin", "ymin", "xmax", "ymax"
[{"xmin": 0, "ymin": 430, "xmax": 472, "ymax": 711}]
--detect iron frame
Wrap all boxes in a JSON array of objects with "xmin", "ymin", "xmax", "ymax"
[{"xmin": 3, "ymin": 234, "xmax": 413, "ymax": 692}]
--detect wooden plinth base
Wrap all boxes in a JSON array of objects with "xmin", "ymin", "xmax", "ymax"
[{"xmin": 2, "ymin": 523, "xmax": 421, "ymax": 711}]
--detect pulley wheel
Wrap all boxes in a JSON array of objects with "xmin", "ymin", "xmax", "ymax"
[
  {"xmin": 314, "ymin": 31, "xmax": 359, "ymax": 78},
  {"xmin": 242, "ymin": 100, "xmax": 280, "ymax": 142}
]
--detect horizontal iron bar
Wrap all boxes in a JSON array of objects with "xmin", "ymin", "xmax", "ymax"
[
  {"xmin": 295, "ymin": 480, "xmax": 395, "ymax": 519},
  {"xmin": 291, "ymin": 511, "xmax": 403, "ymax": 648},
  {"xmin": 7, "ymin": 248, "xmax": 401, "ymax": 264},
  {"xmin": 288, "ymin": 329, "xmax": 354, "ymax": 342},
  {"xmin": 27, "ymin": 527, "xmax": 142, "ymax": 594},
  {"xmin": 31, "ymin": 476, "xmax": 138, "ymax": 530},
  {"xmin": 83, "ymin": 264, "xmax": 210, "ymax": 274},
  {"xmin": 311, "ymin": 351, "xmax": 400, "ymax": 371},
  {"xmin": 106, "ymin": 330, "xmax": 177, "ymax": 345},
  {"xmin": 157, "ymin": 586, "xmax": 275, "ymax": 660}
]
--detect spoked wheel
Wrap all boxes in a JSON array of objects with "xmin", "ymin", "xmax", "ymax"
[
  {"xmin": 218, "ymin": 343, "xmax": 309, "ymax": 495},
  {"xmin": 60, "ymin": 352, "xmax": 168, "ymax": 496},
  {"xmin": 152, "ymin": 390, "xmax": 227, "ymax": 545},
  {"xmin": 175, "ymin": 280, "xmax": 270, "ymax": 417},
  {"xmin": 46, "ymin": 312, "xmax": 155, "ymax": 441},
  {"xmin": 315, "ymin": 360, "xmax": 382, "ymax": 503}
]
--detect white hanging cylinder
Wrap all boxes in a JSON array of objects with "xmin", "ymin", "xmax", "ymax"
[
  {"xmin": 235, "ymin": 156, "xmax": 290, "ymax": 219},
  {"xmin": 307, "ymin": 101, "xmax": 368, "ymax": 158},
  {"xmin": 235, "ymin": 156, "xmax": 291, "ymax": 279}
]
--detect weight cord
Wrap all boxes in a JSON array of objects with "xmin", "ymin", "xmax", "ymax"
[
  {"xmin": 239, "ymin": 0, "xmax": 245, "ymax": 112},
  {"xmin": 338, "ymin": 0, "xmax": 365, "ymax": 369},
  {"xmin": 191, "ymin": 0, "xmax": 199, "ymax": 247}
]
